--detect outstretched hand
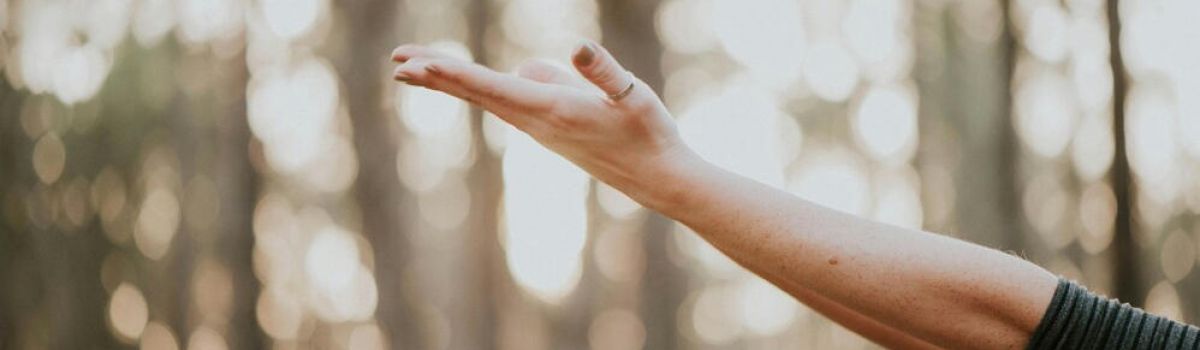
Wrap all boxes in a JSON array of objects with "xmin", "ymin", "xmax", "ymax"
[{"xmin": 391, "ymin": 40, "xmax": 699, "ymax": 208}]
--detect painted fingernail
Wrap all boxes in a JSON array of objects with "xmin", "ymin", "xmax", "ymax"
[
  {"xmin": 394, "ymin": 72, "xmax": 411, "ymax": 81},
  {"xmin": 573, "ymin": 42, "xmax": 595, "ymax": 67}
]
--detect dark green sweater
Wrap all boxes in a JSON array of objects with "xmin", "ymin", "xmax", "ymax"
[{"xmin": 1027, "ymin": 278, "xmax": 1200, "ymax": 349}]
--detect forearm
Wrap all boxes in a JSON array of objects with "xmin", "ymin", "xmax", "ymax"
[
  {"xmin": 764, "ymin": 268, "xmax": 944, "ymax": 349},
  {"xmin": 627, "ymin": 150, "xmax": 1058, "ymax": 349}
]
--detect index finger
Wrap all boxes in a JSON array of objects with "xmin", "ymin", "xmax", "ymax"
[
  {"xmin": 413, "ymin": 59, "xmax": 569, "ymax": 116},
  {"xmin": 391, "ymin": 44, "xmax": 456, "ymax": 63}
]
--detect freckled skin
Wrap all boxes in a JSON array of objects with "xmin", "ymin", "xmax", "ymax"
[{"xmin": 390, "ymin": 41, "xmax": 1059, "ymax": 350}]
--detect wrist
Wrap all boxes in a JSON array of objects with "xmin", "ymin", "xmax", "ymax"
[{"xmin": 618, "ymin": 141, "xmax": 709, "ymax": 216}]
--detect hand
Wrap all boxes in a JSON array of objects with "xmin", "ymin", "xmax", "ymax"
[{"xmin": 391, "ymin": 41, "xmax": 700, "ymax": 209}]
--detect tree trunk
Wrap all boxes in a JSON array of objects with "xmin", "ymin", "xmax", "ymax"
[
  {"xmin": 211, "ymin": 51, "xmax": 262, "ymax": 350},
  {"xmin": 336, "ymin": 0, "xmax": 424, "ymax": 347},
  {"xmin": 596, "ymin": 1, "xmax": 682, "ymax": 348},
  {"xmin": 1105, "ymin": 0, "xmax": 1139, "ymax": 304},
  {"xmin": 913, "ymin": 1, "xmax": 1023, "ymax": 253}
]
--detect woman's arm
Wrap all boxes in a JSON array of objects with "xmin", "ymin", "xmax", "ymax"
[
  {"xmin": 768, "ymin": 270, "xmax": 944, "ymax": 349},
  {"xmin": 645, "ymin": 147, "xmax": 1057, "ymax": 349},
  {"xmin": 390, "ymin": 41, "xmax": 1057, "ymax": 349}
]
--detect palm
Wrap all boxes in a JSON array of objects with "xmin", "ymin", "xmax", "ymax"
[{"xmin": 390, "ymin": 42, "xmax": 684, "ymax": 187}]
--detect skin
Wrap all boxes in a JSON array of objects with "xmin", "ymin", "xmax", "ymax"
[{"xmin": 390, "ymin": 41, "xmax": 1059, "ymax": 349}]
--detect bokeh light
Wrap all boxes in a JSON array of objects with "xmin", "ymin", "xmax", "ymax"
[
  {"xmin": 140, "ymin": 321, "xmax": 178, "ymax": 350},
  {"xmin": 803, "ymin": 41, "xmax": 860, "ymax": 102},
  {"xmin": 711, "ymin": 0, "xmax": 806, "ymax": 88},
  {"xmin": 853, "ymin": 84, "xmax": 918, "ymax": 162},
  {"xmin": 655, "ymin": 0, "xmax": 717, "ymax": 54},
  {"xmin": 247, "ymin": 57, "xmax": 340, "ymax": 174},
  {"xmin": 305, "ymin": 227, "xmax": 359, "ymax": 296},
  {"xmin": 686, "ymin": 284, "xmax": 743, "ymax": 345},
  {"xmin": 134, "ymin": 186, "xmax": 181, "ymax": 260},
  {"xmin": 502, "ymin": 132, "xmax": 589, "ymax": 303},
  {"xmin": 177, "ymin": 0, "xmax": 242, "ymax": 45},
  {"xmin": 109, "ymin": 283, "xmax": 149, "ymax": 343},
  {"xmin": 1015, "ymin": 71, "xmax": 1076, "ymax": 158},
  {"xmin": 678, "ymin": 80, "xmax": 787, "ymax": 188},
  {"xmin": 261, "ymin": 0, "xmax": 323, "ymax": 41},
  {"xmin": 1126, "ymin": 88, "xmax": 1180, "ymax": 203},
  {"xmin": 32, "ymin": 133, "xmax": 65, "ymax": 184},
  {"xmin": 4, "ymin": 0, "xmax": 1200, "ymax": 348},
  {"xmin": 738, "ymin": 278, "xmax": 799, "ymax": 336},
  {"xmin": 186, "ymin": 327, "xmax": 228, "ymax": 350},
  {"xmin": 790, "ymin": 151, "xmax": 871, "ymax": 216}
]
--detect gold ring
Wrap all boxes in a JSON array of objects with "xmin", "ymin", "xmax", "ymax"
[{"xmin": 609, "ymin": 74, "xmax": 636, "ymax": 101}]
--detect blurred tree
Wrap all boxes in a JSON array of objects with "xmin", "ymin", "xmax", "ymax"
[
  {"xmin": 336, "ymin": 0, "xmax": 424, "ymax": 347},
  {"xmin": 208, "ymin": 45, "xmax": 262, "ymax": 350},
  {"xmin": 913, "ymin": 0, "xmax": 1023, "ymax": 252},
  {"xmin": 459, "ymin": 0, "xmax": 503, "ymax": 348},
  {"xmin": 1105, "ymin": 0, "xmax": 1139, "ymax": 304},
  {"xmin": 0, "ymin": 66, "xmax": 33, "ymax": 350},
  {"xmin": 596, "ymin": 0, "xmax": 686, "ymax": 348}
]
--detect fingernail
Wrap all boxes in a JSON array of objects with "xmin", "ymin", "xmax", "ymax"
[
  {"xmin": 394, "ymin": 72, "xmax": 411, "ymax": 81},
  {"xmin": 425, "ymin": 64, "xmax": 441, "ymax": 75},
  {"xmin": 573, "ymin": 42, "xmax": 595, "ymax": 67}
]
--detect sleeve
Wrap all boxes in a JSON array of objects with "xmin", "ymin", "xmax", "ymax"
[{"xmin": 1027, "ymin": 278, "xmax": 1200, "ymax": 350}]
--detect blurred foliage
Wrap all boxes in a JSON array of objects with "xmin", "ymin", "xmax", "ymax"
[{"xmin": 1, "ymin": 0, "xmax": 1199, "ymax": 349}]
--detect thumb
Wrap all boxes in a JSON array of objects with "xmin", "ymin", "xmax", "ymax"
[{"xmin": 571, "ymin": 40, "xmax": 635, "ymax": 99}]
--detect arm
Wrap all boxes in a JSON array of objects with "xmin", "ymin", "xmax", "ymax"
[
  {"xmin": 390, "ymin": 41, "xmax": 1057, "ymax": 349},
  {"xmin": 771, "ymin": 273, "xmax": 944, "ymax": 349},
  {"xmin": 645, "ymin": 148, "xmax": 1056, "ymax": 349}
]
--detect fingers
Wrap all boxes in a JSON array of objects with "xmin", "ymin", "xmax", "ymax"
[
  {"xmin": 393, "ymin": 57, "xmax": 565, "ymax": 118},
  {"xmin": 391, "ymin": 44, "xmax": 456, "ymax": 63},
  {"xmin": 571, "ymin": 40, "xmax": 636, "ymax": 100},
  {"xmin": 516, "ymin": 59, "xmax": 593, "ymax": 90}
]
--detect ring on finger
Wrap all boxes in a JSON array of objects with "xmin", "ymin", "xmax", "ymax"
[{"xmin": 609, "ymin": 72, "xmax": 636, "ymax": 101}]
